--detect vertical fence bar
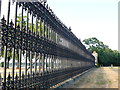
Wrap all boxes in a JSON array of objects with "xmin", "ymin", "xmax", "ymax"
[
  {"xmin": 58, "ymin": 56, "xmax": 61, "ymax": 69},
  {"xmin": 7, "ymin": 0, "xmax": 10, "ymax": 26},
  {"xmin": 57, "ymin": 58, "xmax": 58, "ymax": 69},
  {"xmin": 25, "ymin": 8, "xmax": 29, "ymax": 77},
  {"xmin": 54, "ymin": 56, "xmax": 56, "ymax": 70},
  {"xmin": 53, "ymin": 30, "xmax": 55, "ymax": 42},
  {"xmin": 62, "ymin": 57, "xmax": 65, "ymax": 69},
  {"xmin": 59, "ymin": 57, "xmax": 61, "ymax": 69},
  {"xmin": 14, "ymin": 2, "xmax": 18, "ymax": 28},
  {"xmin": 59, "ymin": 58, "xmax": 61, "ymax": 69},
  {"xmin": 41, "ymin": 18, "xmax": 43, "ymax": 37},
  {"xmin": 48, "ymin": 24, "xmax": 49, "ymax": 40},
  {"xmin": 31, "ymin": 14, "xmax": 33, "ymax": 34},
  {"xmin": 50, "ymin": 55, "xmax": 52, "ymax": 70},
  {"xmin": 35, "ymin": 15, "xmax": 38, "ymax": 73},
  {"xmin": 43, "ymin": 54, "xmax": 45, "ymax": 73},
  {"xmin": 53, "ymin": 55, "xmax": 55, "ymax": 70},
  {"xmin": 39, "ymin": 53, "xmax": 41, "ymax": 72},
  {"xmin": 51, "ymin": 27, "xmax": 53, "ymax": 41},
  {"xmin": 44, "ymin": 21, "xmax": 46, "ymax": 38},
  {"xmin": 51, "ymin": 55, "xmax": 53, "ymax": 71},
  {"xmin": 60, "ymin": 57, "xmax": 61, "ymax": 69},
  {"xmin": 57, "ymin": 57, "xmax": 59, "ymax": 69},
  {"xmin": 57, "ymin": 57, "xmax": 58, "ymax": 69},
  {"xmin": 3, "ymin": 0, "xmax": 11, "ymax": 88},
  {"xmin": 11, "ymin": 1, "xmax": 18, "ymax": 87},
  {"xmin": 35, "ymin": 52, "xmax": 37, "ymax": 73},
  {"xmin": 55, "ymin": 56, "xmax": 56, "ymax": 70},
  {"xmin": 19, "ymin": 4, "xmax": 24, "ymax": 82},
  {"xmin": 46, "ymin": 54, "xmax": 48, "ymax": 71},
  {"xmin": 45, "ymin": 54, "xmax": 46, "ymax": 71},
  {"xmin": 30, "ymin": 51, "xmax": 32, "ymax": 75},
  {"xmin": 19, "ymin": 49, "xmax": 22, "ymax": 78},
  {"xmin": 40, "ymin": 18, "xmax": 42, "ymax": 37},
  {"xmin": 51, "ymin": 55, "xmax": 53, "ymax": 70},
  {"xmin": 48, "ymin": 25, "xmax": 50, "ymax": 40},
  {"xmin": 42, "ymin": 54, "xmax": 45, "ymax": 72},
  {"xmin": 30, "ymin": 12, "xmax": 34, "ymax": 75},
  {"xmin": 0, "ymin": 1, "xmax": 2, "ymax": 18},
  {"xmin": 49, "ymin": 26, "xmax": 51, "ymax": 41},
  {"xmin": 54, "ymin": 56, "xmax": 55, "ymax": 70},
  {"xmin": 49, "ymin": 55, "xmax": 51, "ymax": 70},
  {"xmin": 51, "ymin": 28, "xmax": 53, "ymax": 42},
  {"xmin": 46, "ymin": 23, "xmax": 48, "ymax": 39},
  {"xmin": 52, "ymin": 55, "xmax": 54, "ymax": 70},
  {"xmin": 12, "ymin": 47, "xmax": 15, "ymax": 87},
  {"xmin": 3, "ymin": 45, "xmax": 7, "ymax": 88},
  {"xmin": 25, "ymin": 50, "xmax": 27, "ymax": 76},
  {"xmin": 36, "ymin": 16, "xmax": 38, "ymax": 35},
  {"xmin": 47, "ymin": 55, "xmax": 49, "ymax": 71},
  {"xmin": 50, "ymin": 26, "xmax": 52, "ymax": 41}
]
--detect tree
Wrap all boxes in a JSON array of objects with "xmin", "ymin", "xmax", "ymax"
[
  {"xmin": 83, "ymin": 37, "xmax": 108, "ymax": 51},
  {"xmin": 83, "ymin": 37, "xmax": 120, "ymax": 66}
]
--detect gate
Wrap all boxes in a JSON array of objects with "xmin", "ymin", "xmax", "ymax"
[{"xmin": 0, "ymin": 0, "xmax": 95, "ymax": 89}]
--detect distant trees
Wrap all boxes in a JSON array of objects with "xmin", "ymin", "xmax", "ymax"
[{"xmin": 83, "ymin": 37, "xmax": 120, "ymax": 66}]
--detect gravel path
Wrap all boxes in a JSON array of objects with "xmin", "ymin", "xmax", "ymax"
[{"xmin": 66, "ymin": 67, "xmax": 119, "ymax": 88}]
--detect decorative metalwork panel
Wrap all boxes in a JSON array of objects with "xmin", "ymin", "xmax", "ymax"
[{"xmin": 0, "ymin": 0, "xmax": 95, "ymax": 89}]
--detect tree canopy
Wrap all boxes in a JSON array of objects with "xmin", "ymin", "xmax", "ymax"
[{"xmin": 83, "ymin": 37, "xmax": 120, "ymax": 66}]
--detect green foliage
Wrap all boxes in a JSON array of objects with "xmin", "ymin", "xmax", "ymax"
[
  {"xmin": 17, "ymin": 14, "xmax": 27, "ymax": 28},
  {"xmin": 1, "ymin": 49, "xmax": 19, "ymax": 61},
  {"xmin": 83, "ymin": 37, "xmax": 120, "ymax": 66}
]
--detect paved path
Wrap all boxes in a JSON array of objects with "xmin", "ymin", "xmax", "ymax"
[{"xmin": 66, "ymin": 67, "xmax": 119, "ymax": 88}]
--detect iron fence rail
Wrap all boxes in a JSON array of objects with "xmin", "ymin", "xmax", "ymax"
[{"xmin": 0, "ymin": 0, "xmax": 95, "ymax": 89}]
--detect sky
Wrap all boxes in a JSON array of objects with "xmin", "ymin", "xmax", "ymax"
[
  {"xmin": 1, "ymin": 0, "xmax": 119, "ymax": 51},
  {"xmin": 47, "ymin": 0, "xmax": 118, "ymax": 51}
]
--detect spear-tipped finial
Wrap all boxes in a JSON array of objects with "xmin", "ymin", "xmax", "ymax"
[
  {"xmin": 1, "ymin": 15, "xmax": 5, "ymax": 21},
  {"xmin": 15, "ymin": 72, "xmax": 18, "ymax": 80},
  {"xmin": 22, "ymin": 71, "xmax": 24, "ymax": 79},
  {"xmin": 7, "ymin": 72, "xmax": 11, "ymax": 81},
  {"xmin": 17, "ymin": 24, "xmax": 20, "ymax": 28},
  {"xmin": 44, "ymin": 0, "xmax": 47, "ymax": 3},
  {"xmin": 46, "ymin": 4, "xmax": 48, "ymax": 9},
  {"xmin": 10, "ymin": 20, "xmax": 14, "ymax": 26},
  {"xmin": 69, "ymin": 27, "xmax": 71, "ymax": 31},
  {"xmin": 1, "ymin": 15, "xmax": 6, "ymax": 24}
]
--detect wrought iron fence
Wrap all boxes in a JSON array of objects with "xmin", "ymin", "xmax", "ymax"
[{"xmin": 0, "ymin": 0, "xmax": 95, "ymax": 89}]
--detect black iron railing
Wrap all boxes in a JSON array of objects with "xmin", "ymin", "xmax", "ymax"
[{"xmin": 0, "ymin": 0, "xmax": 95, "ymax": 89}]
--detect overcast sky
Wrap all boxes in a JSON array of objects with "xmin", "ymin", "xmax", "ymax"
[
  {"xmin": 47, "ymin": 0, "xmax": 118, "ymax": 51},
  {"xmin": 1, "ymin": 0, "xmax": 119, "ymax": 51}
]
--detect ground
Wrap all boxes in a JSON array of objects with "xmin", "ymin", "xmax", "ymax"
[
  {"xmin": 66, "ymin": 67, "xmax": 119, "ymax": 88},
  {"xmin": 0, "ymin": 67, "xmax": 119, "ymax": 88}
]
